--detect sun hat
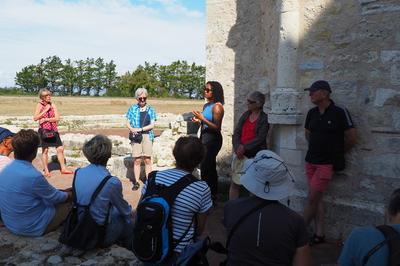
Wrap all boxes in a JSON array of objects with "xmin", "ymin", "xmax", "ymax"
[
  {"xmin": 304, "ymin": 80, "xmax": 332, "ymax": 93},
  {"xmin": 240, "ymin": 150, "xmax": 295, "ymax": 200},
  {"xmin": 0, "ymin": 127, "xmax": 15, "ymax": 142}
]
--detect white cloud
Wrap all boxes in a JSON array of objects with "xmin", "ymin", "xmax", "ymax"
[
  {"xmin": 150, "ymin": 0, "xmax": 203, "ymax": 18},
  {"xmin": 0, "ymin": 0, "xmax": 205, "ymax": 87}
]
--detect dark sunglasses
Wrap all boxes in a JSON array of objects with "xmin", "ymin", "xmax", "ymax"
[
  {"xmin": 138, "ymin": 97, "xmax": 147, "ymax": 102},
  {"xmin": 247, "ymin": 99, "xmax": 257, "ymax": 104},
  {"xmin": 204, "ymin": 88, "xmax": 213, "ymax": 93}
]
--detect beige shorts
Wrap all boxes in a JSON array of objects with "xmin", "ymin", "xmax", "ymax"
[
  {"xmin": 231, "ymin": 154, "xmax": 248, "ymax": 185},
  {"xmin": 132, "ymin": 134, "xmax": 153, "ymax": 157}
]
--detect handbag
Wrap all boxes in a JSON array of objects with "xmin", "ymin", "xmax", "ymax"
[
  {"xmin": 40, "ymin": 129, "xmax": 56, "ymax": 139},
  {"xmin": 129, "ymin": 132, "xmax": 143, "ymax": 143},
  {"xmin": 59, "ymin": 170, "xmax": 112, "ymax": 250}
]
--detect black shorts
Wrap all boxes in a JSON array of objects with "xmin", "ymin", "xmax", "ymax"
[{"xmin": 38, "ymin": 129, "xmax": 63, "ymax": 148}]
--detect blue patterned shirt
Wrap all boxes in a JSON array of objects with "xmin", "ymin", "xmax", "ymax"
[{"xmin": 125, "ymin": 104, "xmax": 157, "ymax": 141}]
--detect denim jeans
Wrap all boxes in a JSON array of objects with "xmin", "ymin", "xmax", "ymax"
[{"xmin": 102, "ymin": 211, "xmax": 134, "ymax": 249}]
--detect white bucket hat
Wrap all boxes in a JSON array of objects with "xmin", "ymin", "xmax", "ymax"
[{"xmin": 240, "ymin": 150, "xmax": 295, "ymax": 200}]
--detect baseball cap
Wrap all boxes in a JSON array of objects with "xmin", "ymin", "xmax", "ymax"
[
  {"xmin": 304, "ymin": 80, "xmax": 332, "ymax": 93},
  {"xmin": 0, "ymin": 127, "xmax": 15, "ymax": 142},
  {"xmin": 240, "ymin": 150, "xmax": 295, "ymax": 200}
]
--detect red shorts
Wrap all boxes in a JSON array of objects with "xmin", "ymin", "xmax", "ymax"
[{"xmin": 305, "ymin": 162, "xmax": 333, "ymax": 192}]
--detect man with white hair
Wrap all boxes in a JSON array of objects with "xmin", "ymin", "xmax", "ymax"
[{"xmin": 224, "ymin": 150, "xmax": 310, "ymax": 265}]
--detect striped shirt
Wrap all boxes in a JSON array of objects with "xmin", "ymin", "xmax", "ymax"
[
  {"xmin": 125, "ymin": 104, "xmax": 157, "ymax": 141},
  {"xmin": 141, "ymin": 168, "xmax": 212, "ymax": 252}
]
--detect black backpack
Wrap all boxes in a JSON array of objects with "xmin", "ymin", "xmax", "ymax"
[
  {"xmin": 59, "ymin": 170, "xmax": 112, "ymax": 250},
  {"xmin": 132, "ymin": 171, "xmax": 197, "ymax": 264},
  {"xmin": 362, "ymin": 225, "xmax": 400, "ymax": 266}
]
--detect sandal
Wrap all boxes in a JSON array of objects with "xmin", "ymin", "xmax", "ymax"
[
  {"xmin": 61, "ymin": 169, "xmax": 74, "ymax": 175},
  {"xmin": 309, "ymin": 234, "xmax": 325, "ymax": 246},
  {"xmin": 43, "ymin": 170, "xmax": 51, "ymax": 178},
  {"xmin": 131, "ymin": 181, "xmax": 140, "ymax": 191}
]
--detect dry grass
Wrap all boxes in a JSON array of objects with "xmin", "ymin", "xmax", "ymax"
[{"xmin": 1, "ymin": 96, "xmax": 204, "ymax": 116}]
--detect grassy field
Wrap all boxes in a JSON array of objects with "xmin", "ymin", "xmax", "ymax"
[{"xmin": 0, "ymin": 96, "xmax": 204, "ymax": 116}]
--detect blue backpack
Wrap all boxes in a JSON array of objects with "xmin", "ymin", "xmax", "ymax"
[{"xmin": 132, "ymin": 171, "xmax": 197, "ymax": 264}]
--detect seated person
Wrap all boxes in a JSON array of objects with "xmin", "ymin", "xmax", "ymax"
[
  {"xmin": 0, "ymin": 127, "xmax": 15, "ymax": 172},
  {"xmin": 0, "ymin": 129, "xmax": 72, "ymax": 236},
  {"xmin": 339, "ymin": 188, "xmax": 400, "ymax": 266},
  {"xmin": 224, "ymin": 150, "xmax": 310, "ymax": 266},
  {"xmin": 140, "ymin": 136, "xmax": 212, "ymax": 261},
  {"xmin": 74, "ymin": 135, "xmax": 134, "ymax": 248}
]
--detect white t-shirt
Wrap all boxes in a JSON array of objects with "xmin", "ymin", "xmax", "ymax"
[{"xmin": 0, "ymin": 156, "xmax": 11, "ymax": 173}]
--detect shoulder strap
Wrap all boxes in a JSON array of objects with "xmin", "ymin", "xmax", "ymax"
[
  {"xmin": 143, "ymin": 170, "xmax": 158, "ymax": 198},
  {"xmin": 226, "ymin": 200, "xmax": 273, "ymax": 250},
  {"xmin": 161, "ymin": 173, "xmax": 197, "ymax": 206},
  {"xmin": 362, "ymin": 225, "xmax": 400, "ymax": 266},
  {"xmin": 71, "ymin": 168, "xmax": 80, "ymax": 204},
  {"xmin": 89, "ymin": 175, "xmax": 113, "ymax": 206},
  {"xmin": 144, "ymin": 171, "xmax": 196, "ymax": 206},
  {"xmin": 377, "ymin": 225, "xmax": 400, "ymax": 266}
]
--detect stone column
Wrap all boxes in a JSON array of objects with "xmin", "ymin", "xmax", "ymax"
[
  {"xmin": 206, "ymin": 0, "xmax": 237, "ymax": 175},
  {"xmin": 269, "ymin": 0, "xmax": 304, "ymax": 174}
]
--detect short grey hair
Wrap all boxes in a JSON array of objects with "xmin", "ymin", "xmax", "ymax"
[
  {"xmin": 135, "ymin": 88, "xmax": 148, "ymax": 98},
  {"xmin": 38, "ymin": 88, "xmax": 51, "ymax": 99},
  {"xmin": 82, "ymin": 135, "xmax": 112, "ymax": 166},
  {"xmin": 248, "ymin": 91, "xmax": 266, "ymax": 108}
]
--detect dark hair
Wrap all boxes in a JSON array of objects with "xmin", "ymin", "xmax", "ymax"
[
  {"xmin": 12, "ymin": 129, "xmax": 40, "ymax": 161},
  {"xmin": 207, "ymin": 81, "xmax": 224, "ymax": 105},
  {"xmin": 388, "ymin": 188, "xmax": 400, "ymax": 216},
  {"xmin": 82, "ymin": 135, "xmax": 112, "ymax": 166},
  {"xmin": 173, "ymin": 136, "xmax": 205, "ymax": 171}
]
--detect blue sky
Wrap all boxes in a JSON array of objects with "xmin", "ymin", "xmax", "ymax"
[{"xmin": 0, "ymin": 0, "xmax": 206, "ymax": 87}]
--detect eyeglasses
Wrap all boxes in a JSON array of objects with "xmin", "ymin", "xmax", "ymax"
[
  {"xmin": 204, "ymin": 88, "xmax": 213, "ymax": 93},
  {"xmin": 138, "ymin": 97, "xmax": 147, "ymax": 102},
  {"xmin": 247, "ymin": 99, "xmax": 257, "ymax": 104}
]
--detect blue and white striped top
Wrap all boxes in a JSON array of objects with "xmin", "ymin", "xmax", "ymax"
[{"xmin": 141, "ymin": 168, "xmax": 212, "ymax": 252}]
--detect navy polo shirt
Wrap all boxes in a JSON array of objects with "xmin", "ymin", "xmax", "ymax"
[{"xmin": 305, "ymin": 100, "xmax": 354, "ymax": 164}]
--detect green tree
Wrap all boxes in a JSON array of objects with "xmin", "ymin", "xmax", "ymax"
[
  {"xmin": 75, "ymin": 60, "xmax": 86, "ymax": 95},
  {"xmin": 104, "ymin": 60, "xmax": 119, "ymax": 96},
  {"xmin": 83, "ymin": 58, "xmax": 95, "ymax": 95},
  {"xmin": 15, "ymin": 65, "xmax": 37, "ymax": 93},
  {"xmin": 44, "ymin": 55, "xmax": 63, "ymax": 92},
  {"xmin": 93, "ymin": 57, "xmax": 105, "ymax": 96},
  {"xmin": 60, "ymin": 59, "xmax": 76, "ymax": 96}
]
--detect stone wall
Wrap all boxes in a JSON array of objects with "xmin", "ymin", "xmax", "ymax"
[{"xmin": 206, "ymin": 0, "xmax": 400, "ymax": 238}]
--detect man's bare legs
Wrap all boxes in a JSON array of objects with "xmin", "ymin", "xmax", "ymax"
[
  {"xmin": 143, "ymin": 156, "xmax": 152, "ymax": 182},
  {"xmin": 315, "ymin": 201, "xmax": 325, "ymax": 237},
  {"xmin": 304, "ymin": 188, "xmax": 325, "ymax": 244},
  {"xmin": 134, "ymin": 157, "xmax": 142, "ymax": 183}
]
